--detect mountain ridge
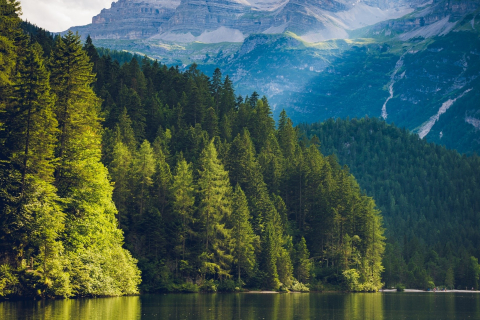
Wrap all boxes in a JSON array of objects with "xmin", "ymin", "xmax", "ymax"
[{"xmin": 68, "ymin": 0, "xmax": 427, "ymax": 42}]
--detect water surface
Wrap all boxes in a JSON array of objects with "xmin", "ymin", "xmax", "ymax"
[{"xmin": 2, "ymin": 292, "xmax": 480, "ymax": 320}]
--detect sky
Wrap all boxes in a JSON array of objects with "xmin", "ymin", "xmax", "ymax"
[{"xmin": 20, "ymin": 0, "xmax": 115, "ymax": 32}]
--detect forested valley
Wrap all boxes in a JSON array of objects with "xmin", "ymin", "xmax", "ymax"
[
  {"xmin": 0, "ymin": 1, "xmax": 385, "ymax": 297},
  {"xmin": 302, "ymin": 119, "xmax": 480, "ymax": 290}
]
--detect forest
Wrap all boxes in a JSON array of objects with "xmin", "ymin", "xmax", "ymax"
[
  {"xmin": 0, "ymin": 0, "xmax": 385, "ymax": 297},
  {"xmin": 301, "ymin": 118, "xmax": 480, "ymax": 290}
]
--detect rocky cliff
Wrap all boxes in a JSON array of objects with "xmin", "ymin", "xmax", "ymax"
[
  {"xmin": 71, "ymin": 0, "xmax": 180, "ymax": 40},
  {"xmin": 68, "ymin": 0, "xmax": 430, "ymax": 42}
]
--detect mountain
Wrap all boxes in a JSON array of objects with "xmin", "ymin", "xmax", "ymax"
[
  {"xmin": 69, "ymin": 0, "xmax": 426, "ymax": 42},
  {"xmin": 67, "ymin": 0, "xmax": 480, "ymax": 154}
]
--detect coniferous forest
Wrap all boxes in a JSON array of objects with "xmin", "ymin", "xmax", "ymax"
[
  {"xmin": 0, "ymin": 1, "xmax": 385, "ymax": 297},
  {"xmin": 301, "ymin": 118, "xmax": 480, "ymax": 291}
]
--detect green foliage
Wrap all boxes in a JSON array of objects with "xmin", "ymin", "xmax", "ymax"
[
  {"xmin": 0, "ymin": 11, "xmax": 140, "ymax": 298},
  {"xmin": 289, "ymin": 280, "xmax": 310, "ymax": 292},
  {"xmin": 343, "ymin": 269, "xmax": 362, "ymax": 292},
  {"xmin": 200, "ymin": 279, "xmax": 217, "ymax": 292},
  {"xmin": 168, "ymin": 282, "xmax": 199, "ymax": 293},
  {"xmin": 0, "ymin": 264, "xmax": 18, "ymax": 296},
  {"xmin": 231, "ymin": 185, "xmax": 256, "ymax": 285}
]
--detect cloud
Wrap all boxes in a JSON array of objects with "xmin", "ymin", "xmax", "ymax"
[{"xmin": 19, "ymin": 0, "xmax": 115, "ymax": 32}]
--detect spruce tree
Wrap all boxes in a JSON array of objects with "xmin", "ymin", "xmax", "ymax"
[
  {"xmin": 294, "ymin": 237, "xmax": 312, "ymax": 283},
  {"xmin": 231, "ymin": 185, "xmax": 256, "ymax": 285},
  {"xmin": 171, "ymin": 158, "xmax": 195, "ymax": 261},
  {"xmin": 197, "ymin": 139, "xmax": 233, "ymax": 279}
]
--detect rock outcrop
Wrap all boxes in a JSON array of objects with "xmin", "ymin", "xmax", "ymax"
[
  {"xmin": 71, "ymin": 0, "xmax": 180, "ymax": 40},
  {"xmin": 366, "ymin": 0, "xmax": 480, "ymax": 40}
]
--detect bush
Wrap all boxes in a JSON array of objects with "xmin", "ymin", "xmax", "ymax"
[
  {"xmin": 200, "ymin": 279, "xmax": 217, "ymax": 292},
  {"xmin": 0, "ymin": 264, "xmax": 19, "ymax": 297},
  {"xmin": 290, "ymin": 280, "xmax": 310, "ymax": 292},
  {"xmin": 343, "ymin": 269, "xmax": 361, "ymax": 291},
  {"xmin": 396, "ymin": 284, "xmax": 405, "ymax": 292},
  {"xmin": 217, "ymin": 279, "xmax": 237, "ymax": 292},
  {"xmin": 308, "ymin": 280, "xmax": 324, "ymax": 292},
  {"xmin": 167, "ymin": 282, "xmax": 199, "ymax": 293},
  {"xmin": 425, "ymin": 281, "xmax": 435, "ymax": 290}
]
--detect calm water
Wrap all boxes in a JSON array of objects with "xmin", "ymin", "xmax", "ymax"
[{"xmin": 2, "ymin": 292, "xmax": 480, "ymax": 320}]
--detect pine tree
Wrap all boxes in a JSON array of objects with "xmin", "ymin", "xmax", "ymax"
[
  {"xmin": 198, "ymin": 139, "xmax": 233, "ymax": 279},
  {"xmin": 109, "ymin": 140, "xmax": 133, "ymax": 227},
  {"xmin": 231, "ymin": 185, "xmax": 256, "ymax": 285},
  {"xmin": 152, "ymin": 136, "xmax": 172, "ymax": 215},
  {"xmin": 210, "ymin": 68, "xmax": 222, "ymax": 114},
  {"xmin": 171, "ymin": 158, "xmax": 195, "ymax": 261},
  {"xmin": 295, "ymin": 237, "xmax": 312, "ymax": 283},
  {"xmin": 134, "ymin": 140, "xmax": 156, "ymax": 216}
]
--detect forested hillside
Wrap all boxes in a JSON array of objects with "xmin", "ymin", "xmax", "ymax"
[
  {"xmin": 301, "ymin": 118, "xmax": 480, "ymax": 290},
  {"xmin": 0, "ymin": 2, "xmax": 385, "ymax": 297}
]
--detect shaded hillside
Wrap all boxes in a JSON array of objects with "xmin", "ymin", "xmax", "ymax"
[{"xmin": 301, "ymin": 117, "xmax": 480, "ymax": 288}]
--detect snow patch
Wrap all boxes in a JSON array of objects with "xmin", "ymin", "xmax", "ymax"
[
  {"xmin": 399, "ymin": 16, "xmax": 457, "ymax": 41},
  {"xmin": 155, "ymin": 27, "xmax": 245, "ymax": 43},
  {"xmin": 466, "ymin": 116, "xmax": 480, "ymax": 130},
  {"xmin": 418, "ymin": 89, "xmax": 473, "ymax": 139}
]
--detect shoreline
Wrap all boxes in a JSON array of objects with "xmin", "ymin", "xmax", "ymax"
[
  {"xmin": 380, "ymin": 289, "xmax": 480, "ymax": 293},
  {"xmin": 3, "ymin": 289, "xmax": 480, "ymax": 301}
]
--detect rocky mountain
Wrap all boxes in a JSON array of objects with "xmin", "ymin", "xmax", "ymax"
[
  {"xmin": 71, "ymin": 0, "xmax": 180, "ymax": 39},
  {"xmin": 69, "ymin": 0, "xmax": 427, "ymax": 42}
]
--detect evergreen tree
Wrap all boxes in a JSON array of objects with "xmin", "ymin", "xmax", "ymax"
[
  {"xmin": 134, "ymin": 140, "xmax": 156, "ymax": 216},
  {"xmin": 171, "ymin": 158, "xmax": 195, "ymax": 261},
  {"xmin": 295, "ymin": 237, "xmax": 312, "ymax": 283},
  {"xmin": 230, "ymin": 185, "xmax": 256, "ymax": 285},
  {"xmin": 197, "ymin": 140, "xmax": 233, "ymax": 279},
  {"xmin": 48, "ymin": 32, "xmax": 141, "ymax": 296}
]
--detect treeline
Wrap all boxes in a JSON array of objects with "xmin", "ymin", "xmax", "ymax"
[
  {"xmin": 300, "ymin": 117, "xmax": 480, "ymax": 290},
  {"xmin": 0, "ymin": 0, "xmax": 140, "ymax": 298},
  {"xmin": 0, "ymin": 1, "xmax": 384, "ymax": 297}
]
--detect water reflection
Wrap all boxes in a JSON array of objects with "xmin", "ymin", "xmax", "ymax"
[
  {"xmin": 2, "ymin": 292, "xmax": 480, "ymax": 320},
  {"xmin": 0, "ymin": 296, "xmax": 141, "ymax": 320}
]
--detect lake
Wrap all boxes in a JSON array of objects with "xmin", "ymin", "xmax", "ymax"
[{"xmin": 2, "ymin": 292, "xmax": 480, "ymax": 320}]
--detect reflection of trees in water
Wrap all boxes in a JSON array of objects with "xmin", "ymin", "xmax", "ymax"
[
  {"xmin": 0, "ymin": 296, "xmax": 141, "ymax": 320},
  {"xmin": 343, "ymin": 293, "xmax": 383, "ymax": 320}
]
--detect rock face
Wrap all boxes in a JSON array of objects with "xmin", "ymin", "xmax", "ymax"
[
  {"xmin": 71, "ymin": 0, "xmax": 180, "ymax": 40},
  {"xmin": 366, "ymin": 0, "xmax": 480, "ymax": 39},
  {"xmin": 68, "ymin": 0, "xmax": 431, "ymax": 42}
]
